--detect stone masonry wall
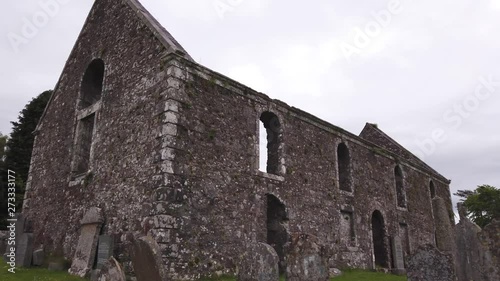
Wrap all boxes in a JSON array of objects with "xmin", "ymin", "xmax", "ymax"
[
  {"xmin": 25, "ymin": 1, "xmax": 455, "ymax": 279},
  {"xmin": 24, "ymin": 0, "xmax": 171, "ymax": 269},
  {"xmin": 157, "ymin": 56, "xmax": 453, "ymax": 279}
]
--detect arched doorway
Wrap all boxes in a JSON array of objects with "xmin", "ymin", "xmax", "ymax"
[
  {"xmin": 266, "ymin": 194, "xmax": 289, "ymax": 273},
  {"xmin": 371, "ymin": 210, "xmax": 388, "ymax": 268}
]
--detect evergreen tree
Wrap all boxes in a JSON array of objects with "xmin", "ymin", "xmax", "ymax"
[{"xmin": 0, "ymin": 90, "xmax": 51, "ymax": 228}]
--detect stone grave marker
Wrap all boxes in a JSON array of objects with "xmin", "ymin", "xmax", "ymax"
[
  {"xmin": 69, "ymin": 207, "xmax": 104, "ymax": 277},
  {"xmin": 32, "ymin": 248, "xmax": 45, "ymax": 266},
  {"xmin": 285, "ymin": 233, "xmax": 329, "ymax": 281},
  {"xmin": 391, "ymin": 236, "xmax": 405, "ymax": 275},
  {"xmin": 95, "ymin": 257, "xmax": 126, "ymax": 281},
  {"xmin": 15, "ymin": 233, "xmax": 33, "ymax": 267},
  {"xmin": 406, "ymin": 244, "xmax": 456, "ymax": 281},
  {"xmin": 237, "ymin": 242, "xmax": 279, "ymax": 281},
  {"xmin": 129, "ymin": 234, "xmax": 168, "ymax": 281},
  {"xmin": 96, "ymin": 235, "xmax": 114, "ymax": 269}
]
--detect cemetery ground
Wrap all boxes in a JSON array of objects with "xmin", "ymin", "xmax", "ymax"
[
  {"xmin": 199, "ymin": 270, "xmax": 407, "ymax": 281},
  {"xmin": 1, "ymin": 260, "xmax": 407, "ymax": 281},
  {"xmin": 0, "ymin": 260, "xmax": 84, "ymax": 281}
]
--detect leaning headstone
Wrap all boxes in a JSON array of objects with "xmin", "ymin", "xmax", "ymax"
[
  {"xmin": 406, "ymin": 244, "xmax": 456, "ymax": 281},
  {"xmin": 238, "ymin": 242, "xmax": 279, "ymax": 281},
  {"xmin": 129, "ymin": 234, "xmax": 168, "ymax": 281},
  {"xmin": 391, "ymin": 236, "xmax": 406, "ymax": 275},
  {"xmin": 95, "ymin": 257, "xmax": 126, "ymax": 281},
  {"xmin": 69, "ymin": 207, "xmax": 104, "ymax": 277},
  {"xmin": 96, "ymin": 235, "xmax": 114, "ymax": 269},
  {"xmin": 32, "ymin": 248, "xmax": 45, "ymax": 266},
  {"xmin": 15, "ymin": 233, "xmax": 34, "ymax": 267},
  {"xmin": 48, "ymin": 262, "xmax": 65, "ymax": 271},
  {"xmin": 285, "ymin": 233, "xmax": 329, "ymax": 281}
]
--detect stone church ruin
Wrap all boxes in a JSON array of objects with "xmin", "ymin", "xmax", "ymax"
[{"xmin": 20, "ymin": 0, "xmax": 471, "ymax": 279}]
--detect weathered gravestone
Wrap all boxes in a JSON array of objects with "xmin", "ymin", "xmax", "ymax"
[
  {"xmin": 285, "ymin": 233, "xmax": 329, "ymax": 281},
  {"xmin": 96, "ymin": 235, "xmax": 114, "ymax": 269},
  {"xmin": 32, "ymin": 248, "xmax": 45, "ymax": 266},
  {"xmin": 95, "ymin": 257, "xmax": 126, "ymax": 281},
  {"xmin": 237, "ymin": 242, "xmax": 279, "ymax": 281},
  {"xmin": 69, "ymin": 207, "xmax": 104, "ymax": 277},
  {"xmin": 129, "ymin": 234, "xmax": 168, "ymax": 281},
  {"xmin": 0, "ymin": 231, "xmax": 8, "ymax": 255},
  {"xmin": 15, "ymin": 233, "xmax": 34, "ymax": 267},
  {"xmin": 391, "ymin": 236, "xmax": 406, "ymax": 275},
  {"xmin": 406, "ymin": 244, "xmax": 456, "ymax": 281}
]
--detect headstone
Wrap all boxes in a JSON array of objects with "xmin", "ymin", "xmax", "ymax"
[
  {"xmin": 14, "ymin": 213, "xmax": 26, "ymax": 239},
  {"xmin": 95, "ymin": 257, "xmax": 126, "ymax": 281},
  {"xmin": 32, "ymin": 248, "xmax": 45, "ymax": 266},
  {"xmin": 0, "ymin": 231, "xmax": 7, "ymax": 255},
  {"xmin": 15, "ymin": 233, "xmax": 34, "ymax": 267},
  {"xmin": 391, "ymin": 236, "xmax": 405, "ymax": 275},
  {"xmin": 48, "ymin": 261, "xmax": 65, "ymax": 271},
  {"xmin": 238, "ymin": 242, "xmax": 279, "ymax": 281},
  {"xmin": 129, "ymin": 234, "xmax": 168, "ymax": 281},
  {"xmin": 96, "ymin": 235, "xmax": 114, "ymax": 269},
  {"xmin": 406, "ymin": 244, "xmax": 456, "ymax": 281},
  {"xmin": 69, "ymin": 207, "xmax": 104, "ymax": 277},
  {"xmin": 285, "ymin": 233, "xmax": 329, "ymax": 281}
]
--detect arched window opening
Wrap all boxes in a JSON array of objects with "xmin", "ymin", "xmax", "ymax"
[
  {"xmin": 337, "ymin": 143, "xmax": 352, "ymax": 192},
  {"xmin": 259, "ymin": 112, "xmax": 282, "ymax": 175},
  {"xmin": 72, "ymin": 59, "xmax": 105, "ymax": 177},
  {"xmin": 80, "ymin": 59, "xmax": 105, "ymax": 108},
  {"xmin": 266, "ymin": 194, "xmax": 289, "ymax": 274},
  {"xmin": 430, "ymin": 180, "xmax": 436, "ymax": 199},
  {"xmin": 372, "ymin": 210, "xmax": 388, "ymax": 268},
  {"xmin": 395, "ymin": 166, "xmax": 406, "ymax": 208}
]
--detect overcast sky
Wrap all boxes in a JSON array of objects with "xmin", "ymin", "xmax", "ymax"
[{"xmin": 1, "ymin": 0, "xmax": 499, "ymax": 215}]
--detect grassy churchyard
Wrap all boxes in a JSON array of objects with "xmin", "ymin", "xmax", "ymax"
[{"xmin": 1, "ymin": 260, "xmax": 406, "ymax": 281}]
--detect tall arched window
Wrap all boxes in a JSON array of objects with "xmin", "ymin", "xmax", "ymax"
[
  {"xmin": 72, "ymin": 59, "xmax": 105, "ymax": 176},
  {"xmin": 430, "ymin": 180, "xmax": 436, "ymax": 199},
  {"xmin": 80, "ymin": 59, "xmax": 105, "ymax": 108},
  {"xmin": 395, "ymin": 166, "xmax": 406, "ymax": 208},
  {"xmin": 259, "ymin": 111, "xmax": 282, "ymax": 175},
  {"xmin": 337, "ymin": 143, "xmax": 352, "ymax": 192}
]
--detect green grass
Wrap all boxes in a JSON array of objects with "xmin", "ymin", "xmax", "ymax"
[
  {"xmin": 333, "ymin": 269, "xmax": 407, "ymax": 280},
  {"xmin": 198, "ymin": 270, "xmax": 407, "ymax": 281},
  {"xmin": 1, "ymin": 260, "xmax": 86, "ymax": 281},
  {"xmin": 1, "ymin": 259, "xmax": 406, "ymax": 281}
]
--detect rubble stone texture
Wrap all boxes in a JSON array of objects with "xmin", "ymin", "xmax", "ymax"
[
  {"xmin": 23, "ymin": 0, "xmax": 456, "ymax": 279},
  {"xmin": 285, "ymin": 233, "xmax": 329, "ymax": 281},
  {"xmin": 454, "ymin": 203, "xmax": 500, "ymax": 281},
  {"xmin": 406, "ymin": 244, "xmax": 456, "ymax": 281},
  {"xmin": 237, "ymin": 242, "xmax": 279, "ymax": 281}
]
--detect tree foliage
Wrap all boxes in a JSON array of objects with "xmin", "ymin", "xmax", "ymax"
[
  {"xmin": 0, "ymin": 91, "xmax": 51, "ymax": 229},
  {"xmin": 455, "ymin": 185, "xmax": 500, "ymax": 228}
]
